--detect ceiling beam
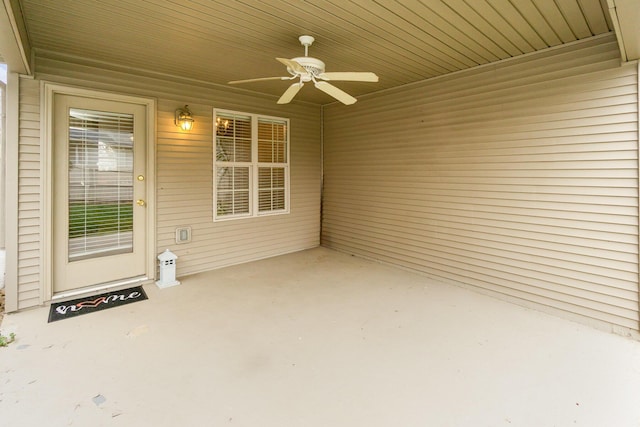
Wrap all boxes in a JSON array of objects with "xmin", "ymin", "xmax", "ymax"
[
  {"xmin": 607, "ymin": 0, "xmax": 640, "ymax": 62},
  {"xmin": 0, "ymin": 0, "xmax": 31, "ymax": 74}
]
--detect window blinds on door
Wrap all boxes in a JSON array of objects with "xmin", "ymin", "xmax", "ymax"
[{"xmin": 67, "ymin": 108, "xmax": 135, "ymax": 260}]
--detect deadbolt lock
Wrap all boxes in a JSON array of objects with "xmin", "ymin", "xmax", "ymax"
[{"xmin": 137, "ymin": 175, "xmax": 145, "ymax": 181}]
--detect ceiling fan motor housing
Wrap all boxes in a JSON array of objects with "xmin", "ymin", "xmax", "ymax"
[{"xmin": 292, "ymin": 56, "xmax": 325, "ymax": 79}]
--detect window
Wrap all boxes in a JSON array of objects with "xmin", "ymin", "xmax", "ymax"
[{"xmin": 214, "ymin": 109, "xmax": 289, "ymax": 220}]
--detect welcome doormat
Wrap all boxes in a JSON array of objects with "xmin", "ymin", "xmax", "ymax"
[{"xmin": 48, "ymin": 286, "xmax": 148, "ymax": 323}]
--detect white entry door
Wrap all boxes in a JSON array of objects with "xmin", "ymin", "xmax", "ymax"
[{"xmin": 53, "ymin": 94, "xmax": 148, "ymax": 293}]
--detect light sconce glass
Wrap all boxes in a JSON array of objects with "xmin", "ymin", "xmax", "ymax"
[
  {"xmin": 216, "ymin": 117, "xmax": 229, "ymax": 135},
  {"xmin": 175, "ymin": 105, "xmax": 194, "ymax": 131}
]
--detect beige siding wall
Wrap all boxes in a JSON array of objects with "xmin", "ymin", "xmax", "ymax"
[
  {"xmin": 14, "ymin": 55, "xmax": 320, "ymax": 309},
  {"xmin": 322, "ymin": 35, "xmax": 640, "ymax": 332},
  {"xmin": 16, "ymin": 78, "xmax": 41, "ymax": 309}
]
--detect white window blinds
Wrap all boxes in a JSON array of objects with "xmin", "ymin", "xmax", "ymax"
[
  {"xmin": 258, "ymin": 118, "xmax": 287, "ymax": 212},
  {"xmin": 215, "ymin": 113, "xmax": 251, "ymax": 217},
  {"xmin": 68, "ymin": 108, "xmax": 134, "ymax": 260}
]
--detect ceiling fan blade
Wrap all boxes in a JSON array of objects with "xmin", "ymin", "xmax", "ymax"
[
  {"xmin": 318, "ymin": 72, "xmax": 379, "ymax": 82},
  {"xmin": 314, "ymin": 81, "xmax": 357, "ymax": 105},
  {"xmin": 228, "ymin": 76, "xmax": 290, "ymax": 84},
  {"xmin": 276, "ymin": 57, "xmax": 307, "ymax": 74},
  {"xmin": 277, "ymin": 82, "xmax": 304, "ymax": 104}
]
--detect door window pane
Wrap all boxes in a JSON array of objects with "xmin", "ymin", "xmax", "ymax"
[{"xmin": 68, "ymin": 109, "xmax": 134, "ymax": 260}]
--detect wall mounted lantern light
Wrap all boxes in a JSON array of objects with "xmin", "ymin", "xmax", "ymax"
[{"xmin": 175, "ymin": 105, "xmax": 194, "ymax": 131}]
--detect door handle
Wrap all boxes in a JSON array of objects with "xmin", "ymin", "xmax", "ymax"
[{"xmin": 136, "ymin": 199, "xmax": 146, "ymax": 207}]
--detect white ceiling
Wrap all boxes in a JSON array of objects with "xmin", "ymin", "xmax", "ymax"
[{"xmin": 2, "ymin": 0, "xmax": 639, "ymax": 104}]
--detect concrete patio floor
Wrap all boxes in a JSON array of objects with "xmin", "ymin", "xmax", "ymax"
[{"xmin": 1, "ymin": 247, "xmax": 640, "ymax": 427}]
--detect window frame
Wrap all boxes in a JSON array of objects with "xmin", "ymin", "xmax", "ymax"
[{"xmin": 213, "ymin": 108, "xmax": 290, "ymax": 221}]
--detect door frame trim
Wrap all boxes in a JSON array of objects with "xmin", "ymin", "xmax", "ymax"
[{"xmin": 41, "ymin": 82, "xmax": 156, "ymax": 302}]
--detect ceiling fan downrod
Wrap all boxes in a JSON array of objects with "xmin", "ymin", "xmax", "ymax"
[{"xmin": 299, "ymin": 35, "xmax": 315, "ymax": 56}]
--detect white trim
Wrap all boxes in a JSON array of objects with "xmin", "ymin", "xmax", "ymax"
[
  {"xmin": 251, "ymin": 114, "xmax": 258, "ymax": 217},
  {"xmin": 40, "ymin": 81, "xmax": 51, "ymax": 303},
  {"xmin": 0, "ymin": 80, "xmax": 5, "ymax": 249},
  {"xmin": 4, "ymin": 72, "xmax": 19, "ymax": 311},
  {"xmin": 41, "ymin": 82, "xmax": 157, "ymax": 302}
]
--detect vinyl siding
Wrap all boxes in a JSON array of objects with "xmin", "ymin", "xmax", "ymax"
[
  {"xmin": 154, "ymin": 100, "xmax": 320, "ymax": 274},
  {"xmin": 14, "ymin": 56, "xmax": 320, "ymax": 308},
  {"xmin": 17, "ymin": 78, "xmax": 41, "ymax": 309},
  {"xmin": 322, "ymin": 34, "xmax": 640, "ymax": 332}
]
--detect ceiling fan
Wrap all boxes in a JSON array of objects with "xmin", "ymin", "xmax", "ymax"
[{"xmin": 228, "ymin": 35, "xmax": 379, "ymax": 105}]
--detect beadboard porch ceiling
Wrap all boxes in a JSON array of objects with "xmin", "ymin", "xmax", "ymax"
[{"xmin": 6, "ymin": 0, "xmax": 640, "ymax": 104}]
